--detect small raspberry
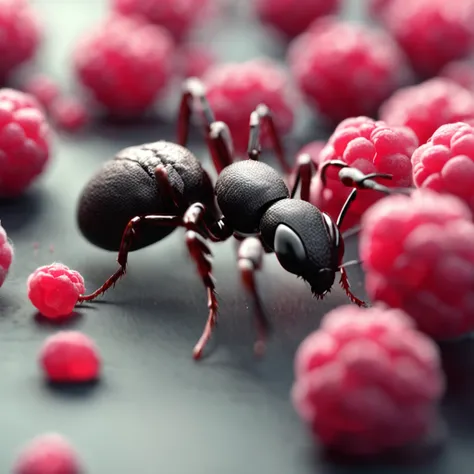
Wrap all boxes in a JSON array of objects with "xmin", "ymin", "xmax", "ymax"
[
  {"xmin": 23, "ymin": 74, "xmax": 60, "ymax": 110},
  {"xmin": 292, "ymin": 305, "xmax": 444, "ymax": 455},
  {"xmin": 13, "ymin": 433, "xmax": 82, "ymax": 474},
  {"xmin": 73, "ymin": 14, "xmax": 174, "ymax": 116},
  {"xmin": 203, "ymin": 58, "xmax": 296, "ymax": 156},
  {"xmin": 310, "ymin": 116, "xmax": 417, "ymax": 232},
  {"xmin": 254, "ymin": 0, "xmax": 341, "ymax": 39},
  {"xmin": 50, "ymin": 97, "xmax": 89, "ymax": 132},
  {"xmin": 177, "ymin": 44, "xmax": 215, "ymax": 79},
  {"xmin": 0, "ymin": 88, "xmax": 51, "ymax": 198},
  {"xmin": 288, "ymin": 17, "xmax": 410, "ymax": 123},
  {"xmin": 440, "ymin": 60, "xmax": 474, "ymax": 92},
  {"xmin": 27, "ymin": 263, "xmax": 85, "ymax": 319},
  {"xmin": 380, "ymin": 78, "xmax": 474, "ymax": 146},
  {"xmin": 297, "ymin": 140, "xmax": 326, "ymax": 167},
  {"xmin": 383, "ymin": 0, "xmax": 474, "ymax": 77},
  {"xmin": 0, "ymin": 222, "xmax": 13, "ymax": 287},
  {"xmin": 39, "ymin": 331, "xmax": 101, "ymax": 383},
  {"xmin": 361, "ymin": 189, "xmax": 474, "ymax": 339}
]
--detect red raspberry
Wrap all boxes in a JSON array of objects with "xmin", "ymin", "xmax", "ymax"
[
  {"xmin": 0, "ymin": 88, "xmax": 51, "ymax": 198},
  {"xmin": 361, "ymin": 189, "xmax": 474, "ymax": 340},
  {"xmin": 13, "ymin": 433, "xmax": 82, "ymax": 474},
  {"xmin": 203, "ymin": 58, "xmax": 296, "ymax": 156},
  {"xmin": 0, "ymin": 0, "xmax": 42, "ymax": 80},
  {"xmin": 177, "ymin": 44, "xmax": 215, "ymax": 79},
  {"xmin": 23, "ymin": 74, "xmax": 60, "ymax": 110},
  {"xmin": 39, "ymin": 331, "xmax": 101, "ymax": 383},
  {"xmin": 297, "ymin": 140, "xmax": 326, "ymax": 167},
  {"xmin": 288, "ymin": 17, "xmax": 409, "ymax": 123},
  {"xmin": 440, "ymin": 60, "xmax": 474, "ymax": 92},
  {"xmin": 73, "ymin": 14, "xmax": 174, "ymax": 117},
  {"xmin": 292, "ymin": 305, "xmax": 444, "ymax": 455},
  {"xmin": 367, "ymin": 0, "xmax": 393, "ymax": 21},
  {"xmin": 383, "ymin": 0, "xmax": 474, "ymax": 77},
  {"xmin": 254, "ymin": 0, "xmax": 341, "ymax": 39},
  {"xmin": 27, "ymin": 263, "xmax": 85, "ymax": 319},
  {"xmin": 380, "ymin": 78, "xmax": 474, "ymax": 145},
  {"xmin": 310, "ymin": 116, "xmax": 417, "ymax": 232},
  {"xmin": 50, "ymin": 97, "xmax": 89, "ymax": 133},
  {"xmin": 0, "ymin": 222, "xmax": 13, "ymax": 287}
]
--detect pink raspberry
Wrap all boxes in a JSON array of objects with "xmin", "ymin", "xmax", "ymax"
[
  {"xmin": 383, "ymin": 0, "xmax": 474, "ymax": 77},
  {"xmin": 23, "ymin": 74, "xmax": 60, "ymax": 110},
  {"xmin": 50, "ymin": 97, "xmax": 89, "ymax": 132},
  {"xmin": 177, "ymin": 44, "xmax": 215, "ymax": 79},
  {"xmin": 297, "ymin": 140, "xmax": 326, "ymax": 167},
  {"xmin": 440, "ymin": 60, "xmax": 474, "ymax": 92},
  {"xmin": 310, "ymin": 116, "xmax": 417, "ymax": 232},
  {"xmin": 292, "ymin": 305, "xmax": 444, "ymax": 455},
  {"xmin": 0, "ymin": 222, "xmax": 13, "ymax": 287},
  {"xmin": 203, "ymin": 58, "xmax": 296, "ymax": 156},
  {"xmin": 39, "ymin": 331, "xmax": 101, "ymax": 383},
  {"xmin": 27, "ymin": 263, "xmax": 85, "ymax": 319},
  {"xmin": 380, "ymin": 78, "xmax": 474, "ymax": 146},
  {"xmin": 361, "ymin": 189, "xmax": 474, "ymax": 339},
  {"xmin": 73, "ymin": 14, "xmax": 174, "ymax": 117},
  {"xmin": 288, "ymin": 17, "xmax": 410, "ymax": 123},
  {"xmin": 0, "ymin": 88, "xmax": 51, "ymax": 198},
  {"xmin": 0, "ymin": 0, "xmax": 42, "ymax": 80},
  {"xmin": 13, "ymin": 433, "xmax": 82, "ymax": 474},
  {"xmin": 367, "ymin": 0, "xmax": 393, "ymax": 21},
  {"xmin": 254, "ymin": 0, "xmax": 341, "ymax": 39}
]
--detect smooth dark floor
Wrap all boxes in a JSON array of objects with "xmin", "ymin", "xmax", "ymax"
[{"xmin": 1, "ymin": 1, "xmax": 473, "ymax": 473}]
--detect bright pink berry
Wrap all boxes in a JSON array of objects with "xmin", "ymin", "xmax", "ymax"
[
  {"xmin": 203, "ymin": 58, "xmax": 296, "ymax": 156},
  {"xmin": 380, "ymin": 78, "xmax": 474, "ymax": 146},
  {"xmin": 254, "ymin": 0, "xmax": 341, "ymax": 39},
  {"xmin": 50, "ymin": 97, "xmax": 89, "ymax": 132},
  {"xmin": 440, "ymin": 60, "xmax": 474, "ymax": 92},
  {"xmin": 310, "ymin": 116, "xmax": 417, "ymax": 232},
  {"xmin": 39, "ymin": 331, "xmax": 100, "ymax": 383},
  {"xmin": 297, "ymin": 140, "xmax": 326, "ymax": 167},
  {"xmin": 177, "ymin": 44, "xmax": 215, "ymax": 79},
  {"xmin": 288, "ymin": 17, "xmax": 409, "ymax": 123},
  {"xmin": 361, "ymin": 189, "xmax": 474, "ymax": 340},
  {"xmin": 0, "ymin": 222, "xmax": 13, "ymax": 287},
  {"xmin": 27, "ymin": 263, "xmax": 85, "ymax": 319},
  {"xmin": 23, "ymin": 74, "xmax": 60, "ymax": 110},
  {"xmin": 73, "ymin": 14, "xmax": 174, "ymax": 117},
  {"xmin": 0, "ymin": 88, "xmax": 51, "ymax": 198},
  {"xmin": 292, "ymin": 305, "xmax": 444, "ymax": 455},
  {"xmin": 13, "ymin": 433, "xmax": 82, "ymax": 474}
]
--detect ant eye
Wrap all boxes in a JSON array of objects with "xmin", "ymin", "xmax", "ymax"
[{"xmin": 274, "ymin": 224, "xmax": 307, "ymax": 275}]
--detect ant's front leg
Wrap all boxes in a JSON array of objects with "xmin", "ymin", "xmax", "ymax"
[{"xmin": 289, "ymin": 153, "xmax": 313, "ymax": 202}]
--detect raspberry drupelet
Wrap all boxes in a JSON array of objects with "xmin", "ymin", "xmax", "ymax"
[
  {"xmin": 287, "ymin": 17, "xmax": 410, "ymax": 124},
  {"xmin": 73, "ymin": 14, "xmax": 174, "ymax": 117},
  {"xmin": 203, "ymin": 58, "xmax": 296, "ymax": 156},
  {"xmin": 379, "ymin": 78, "xmax": 474, "ymax": 145},
  {"xmin": 0, "ymin": 222, "xmax": 13, "ymax": 287},
  {"xmin": 292, "ymin": 305, "xmax": 444, "ymax": 455},
  {"xmin": 361, "ymin": 189, "xmax": 474, "ymax": 340},
  {"xmin": 310, "ymin": 116, "xmax": 417, "ymax": 232},
  {"xmin": 0, "ymin": 88, "xmax": 51, "ymax": 198}
]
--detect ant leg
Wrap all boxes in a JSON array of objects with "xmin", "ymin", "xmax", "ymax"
[
  {"xmin": 177, "ymin": 77, "xmax": 233, "ymax": 174},
  {"xmin": 289, "ymin": 153, "xmax": 313, "ymax": 202},
  {"xmin": 340, "ymin": 266, "xmax": 367, "ymax": 308},
  {"xmin": 238, "ymin": 237, "xmax": 270, "ymax": 356}
]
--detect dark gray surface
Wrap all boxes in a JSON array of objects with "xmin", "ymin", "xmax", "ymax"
[{"xmin": 1, "ymin": 1, "xmax": 473, "ymax": 473}]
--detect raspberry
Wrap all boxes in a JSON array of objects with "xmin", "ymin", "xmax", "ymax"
[
  {"xmin": 254, "ymin": 0, "xmax": 341, "ymax": 39},
  {"xmin": 297, "ymin": 140, "xmax": 326, "ymax": 167},
  {"xmin": 440, "ymin": 60, "xmax": 474, "ymax": 92},
  {"xmin": 27, "ymin": 263, "xmax": 85, "ymax": 319},
  {"xmin": 39, "ymin": 331, "xmax": 101, "ymax": 383},
  {"xmin": 288, "ymin": 17, "xmax": 409, "ymax": 123},
  {"xmin": 23, "ymin": 74, "xmax": 60, "ymax": 110},
  {"xmin": 73, "ymin": 14, "xmax": 174, "ymax": 117},
  {"xmin": 13, "ymin": 433, "xmax": 82, "ymax": 474},
  {"xmin": 361, "ymin": 189, "xmax": 474, "ymax": 339},
  {"xmin": 0, "ymin": 88, "xmax": 51, "ymax": 198},
  {"xmin": 310, "ymin": 116, "xmax": 417, "ymax": 232},
  {"xmin": 0, "ymin": 222, "xmax": 13, "ymax": 287},
  {"xmin": 383, "ymin": 0, "xmax": 474, "ymax": 77},
  {"xmin": 367, "ymin": 0, "xmax": 393, "ymax": 21},
  {"xmin": 203, "ymin": 58, "xmax": 296, "ymax": 156},
  {"xmin": 292, "ymin": 305, "xmax": 444, "ymax": 455},
  {"xmin": 177, "ymin": 44, "xmax": 215, "ymax": 79},
  {"xmin": 0, "ymin": 0, "xmax": 42, "ymax": 80},
  {"xmin": 50, "ymin": 97, "xmax": 89, "ymax": 132}
]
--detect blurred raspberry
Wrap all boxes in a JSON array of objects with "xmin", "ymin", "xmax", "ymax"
[
  {"xmin": 203, "ymin": 58, "xmax": 296, "ymax": 156},
  {"xmin": 0, "ymin": 88, "xmax": 51, "ymax": 198},
  {"xmin": 288, "ymin": 17, "xmax": 410, "ymax": 123},
  {"xmin": 297, "ymin": 140, "xmax": 326, "ymax": 167},
  {"xmin": 383, "ymin": 0, "xmax": 474, "ymax": 77},
  {"xmin": 310, "ymin": 116, "xmax": 417, "ymax": 232},
  {"xmin": 73, "ymin": 14, "xmax": 174, "ymax": 117},
  {"xmin": 361, "ymin": 189, "xmax": 474, "ymax": 339},
  {"xmin": 292, "ymin": 305, "xmax": 444, "ymax": 455},
  {"xmin": 0, "ymin": 0, "xmax": 42, "ymax": 80},
  {"xmin": 255, "ymin": 0, "xmax": 341, "ymax": 39},
  {"xmin": 50, "ymin": 97, "xmax": 89, "ymax": 132},
  {"xmin": 0, "ymin": 222, "xmax": 13, "ymax": 287},
  {"xmin": 177, "ymin": 44, "xmax": 215, "ymax": 79},
  {"xmin": 440, "ymin": 60, "xmax": 474, "ymax": 92},
  {"xmin": 367, "ymin": 0, "xmax": 393, "ymax": 21},
  {"xmin": 23, "ymin": 74, "xmax": 60, "ymax": 110},
  {"xmin": 380, "ymin": 78, "xmax": 474, "ymax": 145}
]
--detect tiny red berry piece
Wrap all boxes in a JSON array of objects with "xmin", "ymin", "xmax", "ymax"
[
  {"xmin": 380, "ymin": 78, "xmax": 474, "ymax": 145},
  {"xmin": 0, "ymin": 222, "xmax": 13, "ymax": 287},
  {"xmin": 361, "ymin": 189, "xmax": 474, "ymax": 340},
  {"xmin": 440, "ymin": 60, "xmax": 474, "ymax": 92},
  {"xmin": 292, "ymin": 305, "xmax": 444, "ymax": 455},
  {"xmin": 178, "ymin": 44, "xmax": 215, "ymax": 79},
  {"xmin": 310, "ymin": 116, "xmax": 417, "ymax": 232},
  {"xmin": 74, "ymin": 14, "xmax": 174, "ymax": 117},
  {"xmin": 50, "ymin": 97, "xmax": 89, "ymax": 132},
  {"xmin": 13, "ymin": 433, "xmax": 82, "ymax": 474},
  {"xmin": 27, "ymin": 263, "xmax": 85, "ymax": 319},
  {"xmin": 39, "ymin": 331, "xmax": 101, "ymax": 383},
  {"xmin": 288, "ymin": 17, "xmax": 410, "ymax": 123},
  {"xmin": 23, "ymin": 74, "xmax": 60, "ymax": 110}
]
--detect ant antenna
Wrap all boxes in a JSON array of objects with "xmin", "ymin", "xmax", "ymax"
[{"xmin": 338, "ymin": 259, "xmax": 363, "ymax": 270}]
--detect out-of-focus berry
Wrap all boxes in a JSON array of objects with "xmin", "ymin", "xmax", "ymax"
[
  {"xmin": 439, "ymin": 60, "xmax": 474, "ymax": 92},
  {"xmin": 50, "ymin": 97, "xmax": 89, "ymax": 132},
  {"xmin": 23, "ymin": 74, "xmax": 60, "ymax": 110},
  {"xmin": 0, "ymin": 222, "xmax": 13, "ymax": 287}
]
